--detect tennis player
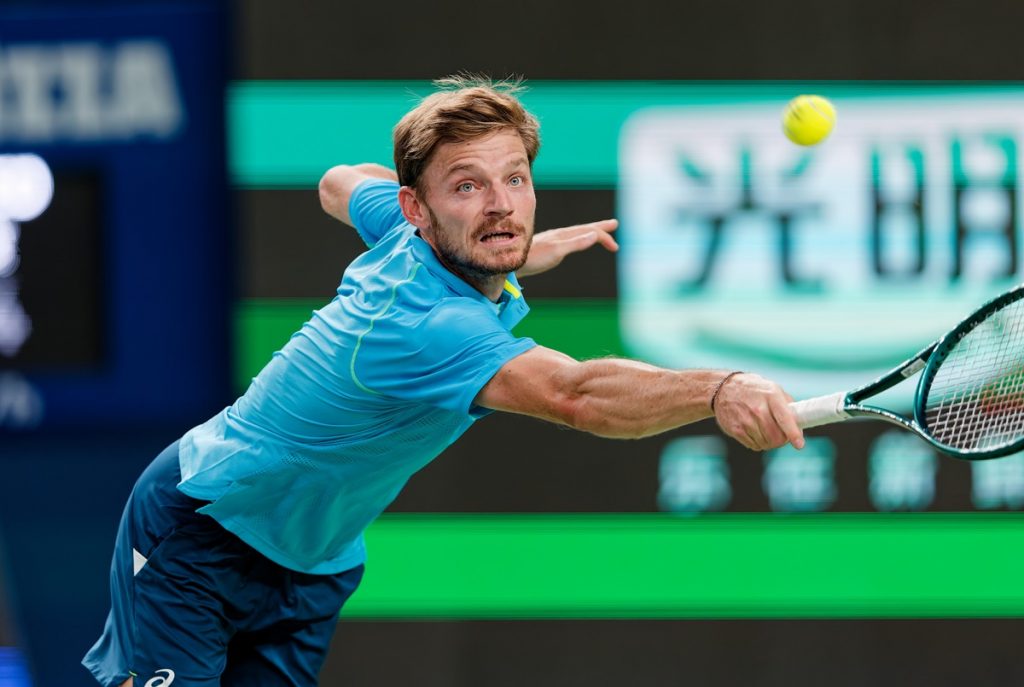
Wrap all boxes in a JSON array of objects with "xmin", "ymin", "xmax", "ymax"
[{"xmin": 84, "ymin": 75, "xmax": 804, "ymax": 687}]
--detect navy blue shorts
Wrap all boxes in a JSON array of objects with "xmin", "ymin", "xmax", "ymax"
[{"xmin": 82, "ymin": 442, "xmax": 364, "ymax": 686}]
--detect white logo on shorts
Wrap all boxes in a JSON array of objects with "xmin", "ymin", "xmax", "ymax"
[{"xmin": 144, "ymin": 669, "xmax": 175, "ymax": 686}]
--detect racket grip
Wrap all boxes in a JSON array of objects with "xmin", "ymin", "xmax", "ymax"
[{"xmin": 790, "ymin": 392, "xmax": 850, "ymax": 429}]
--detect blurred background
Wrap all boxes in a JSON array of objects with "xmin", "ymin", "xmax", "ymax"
[{"xmin": 2, "ymin": 0, "xmax": 1024, "ymax": 685}]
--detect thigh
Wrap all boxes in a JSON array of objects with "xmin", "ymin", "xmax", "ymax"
[
  {"xmin": 84, "ymin": 443, "xmax": 230, "ymax": 687},
  {"xmin": 84, "ymin": 514, "xmax": 233, "ymax": 686},
  {"xmin": 221, "ymin": 564, "xmax": 364, "ymax": 687},
  {"xmin": 220, "ymin": 613, "xmax": 339, "ymax": 687},
  {"xmin": 129, "ymin": 519, "xmax": 233, "ymax": 685}
]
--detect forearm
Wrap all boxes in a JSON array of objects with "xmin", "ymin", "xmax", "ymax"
[
  {"xmin": 557, "ymin": 359, "xmax": 725, "ymax": 439},
  {"xmin": 480, "ymin": 346, "xmax": 801, "ymax": 450},
  {"xmin": 350, "ymin": 163, "xmax": 398, "ymax": 181}
]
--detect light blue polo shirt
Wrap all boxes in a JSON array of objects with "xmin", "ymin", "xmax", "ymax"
[{"xmin": 177, "ymin": 179, "xmax": 536, "ymax": 574}]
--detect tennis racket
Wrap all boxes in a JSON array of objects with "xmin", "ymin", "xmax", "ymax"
[{"xmin": 790, "ymin": 284, "xmax": 1024, "ymax": 460}]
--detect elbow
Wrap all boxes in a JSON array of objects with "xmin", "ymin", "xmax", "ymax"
[
  {"xmin": 541, "ymin": 361, "xmax": 647, "ymax": 439},
  {"xmin": 548, "ymin": 369, "xmax": 634, "ymax": 439},
  {"xmin": 558, "ymin": 394, "xmax": 639, "ymax": 440},
  {"xmin": 547, "ymin": 374, "xmax": 591, "ymax": 433},
  {"xmin": 548, "ymin": 387, "xmax": 595, "ymax": 434},
  {"xmin": 318, "ymin": 166, "xmax": 346, "ymax": 213}
]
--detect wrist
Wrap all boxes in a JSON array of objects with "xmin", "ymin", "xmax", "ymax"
[{"xmin": 710, "ymin": 371, "xmax": 743, "ymax": 413}]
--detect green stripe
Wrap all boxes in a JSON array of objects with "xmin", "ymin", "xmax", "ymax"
[
  {"xmin": 229, "ymin": 81, "xmax": 1024, "ymax": 189},
  {"xmin": 234, "ymin": 299, "xmax": 311, "ymax": 391},
  {"xmin": 518, "ymin": 298, "xmax": 625, "ymax": 359},
  {"xmin": 234, "ymin": 298, "xmax": 624, "ymax": 391},
  {"xmin": 345, "ymin": 513, "xmax": 1024, "ymax": 619}
]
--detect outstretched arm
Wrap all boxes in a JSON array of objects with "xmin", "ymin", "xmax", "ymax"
[
  {"xmin": 475, "ymin": 346, "xmax": 804, "ymax": 451},
  {"xmin": 517, "ymin": 219, "xmax": 619, "ymax": 278},
  {"xmin": 319, "ymin": 164, "xmax": 398, "ymax": 227}
]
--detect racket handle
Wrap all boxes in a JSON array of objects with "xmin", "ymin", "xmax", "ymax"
[{"xmin": 790, "ymin": 392, "xmax": 850, "ymax": 429}]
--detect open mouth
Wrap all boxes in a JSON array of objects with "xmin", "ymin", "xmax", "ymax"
[{"xmin": 479, "ymin": 230, "xmax": 517, "ymax": 243}]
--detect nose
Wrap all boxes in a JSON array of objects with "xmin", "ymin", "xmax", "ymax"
[{"xmin": 484, "ymin": 184, "xmax": 513, "ymax": 219}]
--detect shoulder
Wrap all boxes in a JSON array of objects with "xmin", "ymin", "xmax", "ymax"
[
  {"xmin": 350, "ymin": 177, "xmax": 400, "ymax": 206},
  {"xmin": 342, "ymin": 225, "xmax": 421, "ymax": 291},
  {"xmin": 347, "ymin": 178, "xmax": 406, "ymax": 247},
  {"xmin": 422, "ymin": 297, "xmax": 501, "ymax": 331},
  {"xmin": 388, "ymin": 281, "xmax": 497, "ymax": 339},
  {"xmin": 353, "ymin": 279, "xmax": 503, "ymax": 352}
]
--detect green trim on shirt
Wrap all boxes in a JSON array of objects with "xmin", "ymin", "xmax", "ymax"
[{"xmin": 349, "ymin": 262, "xmax": 422, "ymax": 395}]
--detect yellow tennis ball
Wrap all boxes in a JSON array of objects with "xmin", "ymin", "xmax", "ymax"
[{"xmin": 782, "ymin": 95, "xmax": 836, "ymax": 146}]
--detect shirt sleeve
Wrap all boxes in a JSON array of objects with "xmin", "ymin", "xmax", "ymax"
[
  {"xmin": 347, "ymin": 179, "xmax": 407, "ymax": 247},
  {"xmin": 352, "ymin": 299, "xmax": 538, "ymax": 416}
]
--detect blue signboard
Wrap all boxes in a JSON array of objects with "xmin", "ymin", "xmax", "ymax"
[{"xmin": 0, "ymin": 2, "xmax": 229, "ymax": 429}]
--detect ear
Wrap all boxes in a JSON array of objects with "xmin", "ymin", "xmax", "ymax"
[{"xmin": 398, "ymin": 185, "xmax": 431, "ymax": 232}]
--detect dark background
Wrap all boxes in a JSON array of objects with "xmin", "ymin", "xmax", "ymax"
[
  {"xmin": 236, "ymin": 0, "xmax": 1024, "ymax": 81},
  {"xmin": 0, "ymin": 172, "xmax": 104, "ymax": 370}
]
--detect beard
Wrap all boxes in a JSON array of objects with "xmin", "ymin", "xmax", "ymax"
[{"xmin": 426, "ymin": 207, "xmax": 533, "ymax": 284}]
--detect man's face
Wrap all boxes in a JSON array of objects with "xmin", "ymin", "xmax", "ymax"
[{"xmin": 417, "ymin": 129, "xmax": 536, "ymax": 283}]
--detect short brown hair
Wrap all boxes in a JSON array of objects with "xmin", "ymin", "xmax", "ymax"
[{"xmin": 393, "ymin": 74, "xmax": 541, "ymax": 190}]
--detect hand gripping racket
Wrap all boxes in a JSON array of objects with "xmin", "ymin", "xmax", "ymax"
[{"xmin": 790, "ymin": 284, "xmax": 1024, "ymax": 460}]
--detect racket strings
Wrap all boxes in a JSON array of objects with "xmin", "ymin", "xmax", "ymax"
[{"xmin": 925, "ymin": 299, "xmax": 1024, "ymax": 451}]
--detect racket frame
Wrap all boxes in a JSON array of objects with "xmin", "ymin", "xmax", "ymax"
[
  {"xmin": 913, "ymin": 284, "xmax": 1024, "ymax": 460},
  {"xmin": 796, "ymin": 284, "xmax": 1024, "ymax": 460},
  {"xmin": 831, "ymin": 342, "xmax": 936, "ymax": 437}
]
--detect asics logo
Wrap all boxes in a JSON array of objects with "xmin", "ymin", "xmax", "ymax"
[{"xmin": 144, "ymin": 669, "xmax": 175, "ymax": 686}]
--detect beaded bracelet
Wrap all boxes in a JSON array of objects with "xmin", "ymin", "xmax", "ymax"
[{"xmin": 709, "ymin": 371, "xmax": 744, "ymax": 413}]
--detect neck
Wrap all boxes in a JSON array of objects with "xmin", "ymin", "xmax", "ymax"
[
  {"xmin": 433, "ymin": 250, "xmax": 506, "ymax": 301},
  {"xmin": 418, "ymin": 229, "xmax": 508, "ymax": 301},
  {"xmin": 467, "ymin": 274, "xmax": 506, "ymax": 302}
]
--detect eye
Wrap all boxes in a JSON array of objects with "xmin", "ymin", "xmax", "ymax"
[
  {"xmin": 509, "ymin": 176, "xmax": 523, "ymax": 187},
  {"xmin": 457, "ymin": 182, "xmax": 474, "ymax": 193}
]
